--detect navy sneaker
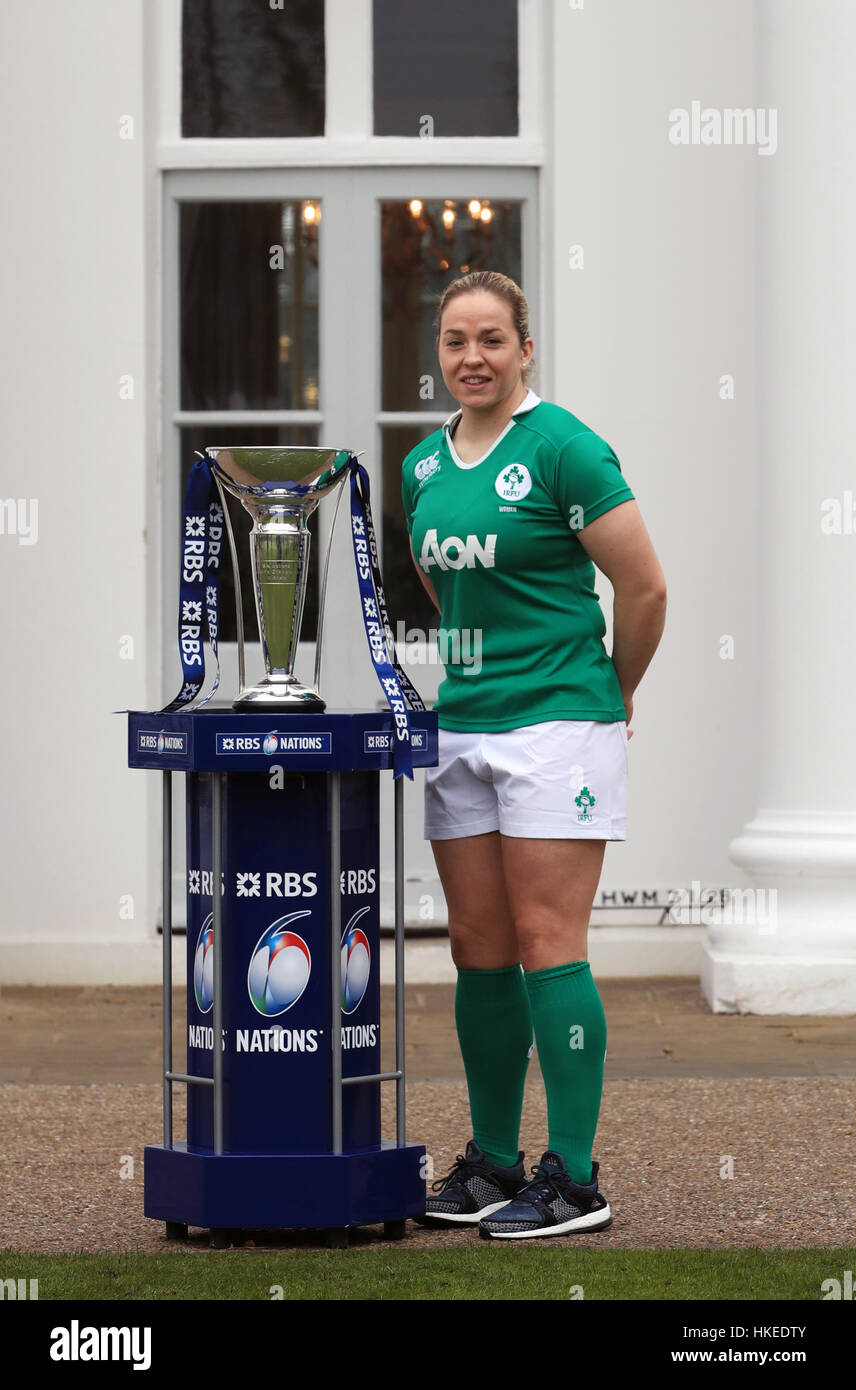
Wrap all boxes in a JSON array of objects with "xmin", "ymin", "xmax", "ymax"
[
  {"xmin": 478, "ymin": 1150, "xmax": 612, "ymax": 1239},
  {"xmin": 414, "ymin": 1140, "xmax": 527, "ymax": 1227}
]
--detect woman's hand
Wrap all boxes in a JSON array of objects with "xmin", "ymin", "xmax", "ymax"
[{"xmin": 622, "ymin": 690, "xmax": 634, "ymax": 740}]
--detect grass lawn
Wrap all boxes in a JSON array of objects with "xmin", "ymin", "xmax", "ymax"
[{"xmin": 2, "ymin": 1247, "xmax": 852, "ymax": 1301}]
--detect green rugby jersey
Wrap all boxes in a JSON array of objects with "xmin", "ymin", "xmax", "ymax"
[{"xmin": 400, "ymin": 390, "xmax": 635, "ymax": 732}]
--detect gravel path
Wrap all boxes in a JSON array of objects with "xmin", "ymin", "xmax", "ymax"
[{"xmin": 2, "ymin": 1077, "xmax": 854, "ymax": 1252}]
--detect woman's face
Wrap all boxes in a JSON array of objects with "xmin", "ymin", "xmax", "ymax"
[{"xmin": 438, "ymin": 291, "xmax": 532, "ymax": 411}]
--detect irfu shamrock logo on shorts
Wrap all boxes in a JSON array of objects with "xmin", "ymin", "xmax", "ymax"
[
  {"xmin": 574, "ymin": 786, "xmax": 596, "ymax": 822},
  {"xmin": 495, "ymin": 462, "xmax": 532, "ymax": 501}
]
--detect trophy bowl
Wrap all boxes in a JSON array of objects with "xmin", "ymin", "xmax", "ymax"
[{"xmin": 205, "ymin": 445, "xmax": 353, "ymax": 712}]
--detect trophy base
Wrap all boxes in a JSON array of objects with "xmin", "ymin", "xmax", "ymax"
[{"xmin": 232, "ymin": 678, "xmax": 326, "ymax": 713}]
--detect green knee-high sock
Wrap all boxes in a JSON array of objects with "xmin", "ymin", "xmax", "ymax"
[
  {"xmin": 524, "ymin": 960, "xmax": 607, "ymax": 1184},
  {"xmin": 455, "ymin": 964, "xmax": 533, "ymax": 1169}
]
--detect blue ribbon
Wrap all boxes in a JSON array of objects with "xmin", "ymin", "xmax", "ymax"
[
  {"xmin": 157, "ymin": 452, "xmax": 424, "ymax": 780},
  {"xmin": 347, "ymin": 457, "xmax": 425, "ymax": 780},
  {"xmin": 160, "ymin": 456, "xmax": 223, "ymax": 713}
]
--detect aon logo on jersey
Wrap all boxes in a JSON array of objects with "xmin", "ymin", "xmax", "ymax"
[{"xmin": 419, "ymin": 529, "xmax": 497, "ymax": 573}]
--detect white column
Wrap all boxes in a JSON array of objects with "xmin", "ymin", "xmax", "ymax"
[{"xmin": 702, "ymin": 0, "xmax": 856, "ymax": 1013}]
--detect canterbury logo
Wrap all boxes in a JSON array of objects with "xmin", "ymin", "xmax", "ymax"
[
  {"xmin": 418, "ymin": 529, "xmax": 497, "ymax": 572},
  {"xmin": 414, "ymin": 452, "xmax": 441, "ymax": 482}
]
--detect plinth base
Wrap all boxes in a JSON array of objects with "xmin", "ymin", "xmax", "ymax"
[{"xmin": 144, "ymin": 1140, "xmax": 426, "ymax": 1231}]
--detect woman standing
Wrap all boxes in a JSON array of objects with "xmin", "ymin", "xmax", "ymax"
[{"xmin": 400, "ymin": 271, "xmax": 667, "ymax": 1240}]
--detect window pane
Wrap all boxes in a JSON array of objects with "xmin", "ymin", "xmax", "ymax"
[
  {"xmin": 181, "ymin": 201, "xmax": 320, "ymax": 411},
  {"xmin": 381, "ymin": 198, "xmax": 523, "ymax": 412},
  {"xmin": 180, "ymin": 425, "xmax": 320, "ymax": 645},
  {"xmin": 182, "ymin": 0, "xmax": 325, "ymax": 137},
  {"xmin": 381, "ymin": 426, "xmax": 439, "ymax": 638},
  {"xmin": 373, "ymin": 0, "xmax": 518, "ymax": 137}
]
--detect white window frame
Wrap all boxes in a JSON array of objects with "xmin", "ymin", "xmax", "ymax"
[{"xmin": 154, "ymin": 0, "xmax": 546, "ymax": 159}]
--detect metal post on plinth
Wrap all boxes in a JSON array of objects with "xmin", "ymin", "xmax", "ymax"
[
  {"xmin": 394, "ymin": 773, "xmax": 406, "ymax": 1150},
  {"xmin": 330, "ymin": 770, "xmax": 342, "ymax": 1159},
  {"xmin": 211, "ymin": 771, "xmax": 224, "ymax": 1158},
  {"xmin": 162, "ymin": 771, "xmax": 172, "ymax": 1151}
]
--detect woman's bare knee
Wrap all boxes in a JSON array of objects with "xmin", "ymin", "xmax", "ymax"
[{"xmin": 448, "ymin": 915, "xmax": 519, "ymax": 970}]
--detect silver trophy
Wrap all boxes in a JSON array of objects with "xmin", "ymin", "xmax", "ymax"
[{"xmin": 205, "ymin": 445, "xmax": 354, "ymax": 712}]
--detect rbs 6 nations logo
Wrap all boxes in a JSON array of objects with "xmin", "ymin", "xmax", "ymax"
[
  {"xmin": 244, "ymin": 904, "xmax": 373, "ymax": 1019},
  {"xmin": 193, "ymin": 913, "xmax": 215, "ymax": 1014},
  {"xmin": 341, "ymin": 906, "xmax": 371, "ymax": 1015},
  {"xmin": 248, "ymin": 911, "xmax": 312, "ymax": 1017}
]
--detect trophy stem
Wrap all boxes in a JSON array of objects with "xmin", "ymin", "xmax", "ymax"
[
  {"xmin": 233, "ymin": 510, "xmax": 324, "ymax": 711},
  {"xmin": 252, "ymin": 521, "xmax": 306, "ymax": 677}
]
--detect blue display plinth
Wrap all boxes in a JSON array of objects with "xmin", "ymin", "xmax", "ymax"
[{"xmin": 128, "ymin": 707, "xmax": 438, "ymax": 1247}]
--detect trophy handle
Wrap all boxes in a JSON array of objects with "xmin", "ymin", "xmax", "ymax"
[
  {"xmin": 313, "ymin": 471, "xmax": 350, "ymax": 696},
  {"xmin": 214, "ymin": 475, "xmax": 247, "ymax": 696}
]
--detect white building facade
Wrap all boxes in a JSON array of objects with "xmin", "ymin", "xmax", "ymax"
[{"xmin": 1, "ymin": 0, "xmax": 852, "ymax": 1008}]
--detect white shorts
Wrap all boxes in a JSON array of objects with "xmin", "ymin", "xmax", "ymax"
[{"xmin": 424, "ymin": 719, "xmax": 628, "ymax": 841}]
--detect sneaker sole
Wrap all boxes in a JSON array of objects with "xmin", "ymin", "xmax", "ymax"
[
  {"xmin": 479, "ymin": 1204, "xmax": 613, "ymax": 1240},
  {"xmin": 413, "ymin": 1199, "xmax": 514, "ymax": 1228}
]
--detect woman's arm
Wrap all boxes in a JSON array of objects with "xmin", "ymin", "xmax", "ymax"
[
  {"xmin": 409, "ymin": 535, "xmax": 442, "ymax": 614},
  {"xmin": 576, "ymin": 499, "xmax": 667, "ymax": 733}
]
